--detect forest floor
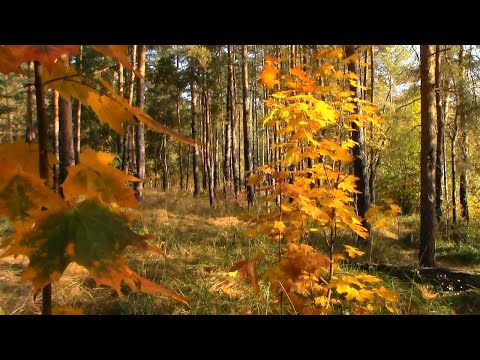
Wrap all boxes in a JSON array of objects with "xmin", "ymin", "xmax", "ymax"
[{"xmin": 1, "ymin": 189, "xmax": 480, "ymax": 315}]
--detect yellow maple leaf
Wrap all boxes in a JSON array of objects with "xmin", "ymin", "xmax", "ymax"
[
  {"xmin": 274, "ymin": 221, "xmax": 286, "ymax": 234},
  {"xmin": 62, "ymin": 148, "xmax": 140, "ymax": 210},
  {"xmin": 344, "ymin": 245, "xmax": 365, "ymax": 258},
  {"xmin": 374, "ymin": 286, "xmax": 397, "ymax": 302},
  {"xmin": 355, "ymin": 273, "xmax": 381, "ymax": 283}
]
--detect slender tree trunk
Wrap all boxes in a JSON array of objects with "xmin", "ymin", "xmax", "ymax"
[
  {"xmin": 117, "ymin": 63, "xmax": 125, "ymax": 159},
  {"xmin": 443, "ymin": 95, "xmax": 450, "ymax": 208},
  {"xmin": 458, "ymin": 46, "xmax": 469, "ymax": 223},
  {"xmin": 223, "ymin": 121, "xmax": 232, "ymax": 194},
  {"xmin": 435, "ymin": 45, "xmax": 445, "ymax": 223},
  {"xmin": 345, "ymin": 45, "xmax": 370, "ymax": 243},
  {"xmin": 74, "ymin": 45, "xmax": 83, "ymax": 164},
  {"xmin": 34, "ymin": 61, "xmax": 51, "ymax": 315},
  {"xmin": 186, "ymin": 145, "xmax": 191, "ymax": 191},
  {"xmin": 191, "ymin": 70, "xmax": 200, "ymax": 197},
  {"xmin": 214, "ymin": 127, "xmax": 219, "ymax": 190},
  {"xmin": 58, "ymin": 93, "xmax": 75, "ymax": 191},
  {"xmin": 134, "ymin": 45, "xmax": 146, "ymax": 202},
  {"xmin": 368, "ymin": 47, "xmax": 377, "ymax": 204},
  {"xmin": 52, "ymin": 91, "xmax": 60, "ymax": 193},
  {"xmin": 203, "ymin": 88, "xmax": 214, "ymax": 206},
  {"xmin": 153, "ymin": 141, "xmax": 158, "ymax": 189},
  {"xmin": 229, "ymin": 45, "xmax": 239, "ymax": 197},
  {"xmin": 201, "ymin": 97, "xmax": 208, "ymax": 191},
  {"xmin": 419, "ymin": 45, "xmax": 437, "ymax": 267},
  {"xmin": 26, "ymin": 61, "xmax": 35, "ymax": 143},
  {"xmin": 58, "ymin": 56, "xmax": 75, "ymax": 196},
  {"xmin": 122, "ymin": 45, "xmax": 137, "ymax": 173},
  {"xmin": 242, "ymin": 45, "xmax": 254, "ymax": 206},
  {"xmin": 176, "ymin": 93, "xmax": 184, "ymax": 190},
  {"xmin": 162, "ymin": 134, "xmax": 169, "ymax": 191},
  {"xmin": 451, "ymin": 127, "xmax": 457, "ymax": 225},
  {"xmin": 175, "ymin": 58, "xmax": 184, "ymax": 192}
]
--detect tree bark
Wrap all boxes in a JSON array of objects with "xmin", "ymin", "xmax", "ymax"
[
  {"xmin": 74, "ymin": 45, "xmax": 82, "ymax": 164},
  {"xmin": 214, "ymin": 127, "xmax": 219, "ymax": 190},
  {"xmin": 451, "ymin": 126, "xmax": 457, "ymax": 225},
  {"xmin": 201, "ymin": 97, "xmax": 208, "ymax": 191},
  {"xmin": 435, "ymin": 45, "xmax": 445, "ymax": 223},
  {"xmin": 162, "ymin": 134, "xmax": 169, "ymax": 191},
  {"xmin": 345, "ymin": 45, "xmax": 370, "ymax": 242},
  {"xmin": 117, "ymin": 63, "xmax": 125, "ymax": 159},
  {"xmin": 122, "ymin": 45, "xmax": 137, "ymax": 173},
  {"xmin": 134, "ymin": 45, "xmax": 146, "ymax": 202},
  {"xmin": 52, "ymin": 90, "xmax": 59, "ymax": 192},
  {"xmin": 242, "ymin": 45, "xmax": 254, "ymax": 206},
  {"xmin": 176, "ymin": 55, "xmax": 184, "ymax": 191},
  {"xmin": 191, "ymin": 69, "xmax": 200, "ymax": 198},
  {"xmin": 25, "ymin": 61, "xmax": 35, "ymax": 143},
  {"xmin": 177, "ymin": 93, "xmax": 184, "ymax": 190},
  {"xmin": 228, "ymin": 45, "xmax": 239, "ymax": 197},
  {"xmin": 443, "ymin": 95, "xmax": 450, "ymax": 211},
  {"xmin": 203, "ymin": 88, "xmax": 214, "ymax": 206},
  {"xmin": 34, "ymin": 61, "xmax": 51, "ymax": 315},
  {"xmin": 58, "ymin": 96, "xmax": 75, "ymax": 189},
  {"xmin": 419, "ymin": 45, "xmax": 437, "ymax": 267},
  {"xmin": 368, "ymin": 47, "xmax": 377, "ymax": 204},
  {"xmin": 458, "ymin": 46, "xmax": 469, "ymax": 223}
]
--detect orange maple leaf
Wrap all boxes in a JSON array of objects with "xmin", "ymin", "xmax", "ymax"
[{"xmin": 259, "ymin": 63, "xmax": 279, "ymax": 90}]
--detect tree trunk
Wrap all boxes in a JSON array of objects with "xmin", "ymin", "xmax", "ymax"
[
  {"xmin": 74, "ymin": 45, "xmax": 82, "ymax": 164},
  {"xmin": 176, "ymin": 93, "xmax": 184, "ymax": 190},
  {"xmin": 458, "ymin": 46, "xmax": 469, "ymax": 223},
  {"xmin": 203, "ymin": 88, "xmax": 214, "ymax": 206},
  {"xmin": 368, "ymin": 47, "xmax": 377, "ymax": 204},
  {"xmin": 175, "ymin": 55, "xmax": 184, "ymax": 191},
  {"xmin": 443, "ymin": 95, "xmax": 450, "ymax": 211},
  {"xmin": 191, "ymin": 70, "xmax": 200, "ymax": 198},
  {"xmin": 434, "ymin": 45, "xmax": 445, "ymax": 223},
  {"xmin": 214, "ymin": 127, "xmax": 219, "ymax": 190},
  {"xmin": 228, "ymin": 45, "xmax": 239, "ymax": 197},
  {"xmin": 58, "ymin": 95, "xmax": 75, "ymax": 191},
  {"xmin": 122, "ymin": 45, "xmax": 137, "ymax": 173},
  {"xmin": 201, "ymin": 97, "xmax": 208, "ymax": 191},
  {"xmin": 25, "ymin": 61, "xmax": 35, "ymax": 143},
  {"xmin": 53, "ymin": 90, "xmax": 59, "ymax": 192},
  {"xmin": 117, "ymin": 63, "xmax": 125, "ymax": 159},
  {"xmin": 242, "ymin": 45, "xmax": 254, "ymax": 206},
  {"xmin": 345, "ymin": 45, "xmax": 370, "ymax": 242},
  {"xmin": 153, "ymin": 141, "xmax": 158, "ymax": 189},
  {"xmin": 34, "ymin": 61, "xmax": 51, "ymax": 315},
  {"xmin": 186, "ymin": 145, "xmax": 191, "ymax": 191},
  {"xmin": 134, "ymin": 45, "xmax": 146, "ymax": 202},
  {"xmin": 58, "ymin": 54, "xmax": 75, "ymax": 194},
  {"xmin": 162, "ymin": 134, "xmax": 169, "ymax": 191},
  {"xmin": 419, "ymin": 45, "xmax": 437, "ymax": 267},
  {"xmin": 223, "ymin": 122, "xmax": 232, "ymax": 195},
  {"xmin": 451, "ymin": 126, "xmax": 457, "ymax": 225}
]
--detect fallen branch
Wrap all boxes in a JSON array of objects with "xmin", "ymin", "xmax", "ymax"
[{"xmin": 354, "ymin": 262, "xmax": 480, "ymax": 291}]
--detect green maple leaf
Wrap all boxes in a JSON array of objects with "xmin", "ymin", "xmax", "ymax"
[{"xmin": 3, "ymin": 199, "xmax": 186, "ymax": 305}]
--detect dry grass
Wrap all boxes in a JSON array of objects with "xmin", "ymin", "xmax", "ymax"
[
  {"xmin": 0, "ymin": 190, "xmax": 273, "ymax": 315},
  {"xmin": 2, "ymin": 192, "xmax": 480, "ymax": 315}
]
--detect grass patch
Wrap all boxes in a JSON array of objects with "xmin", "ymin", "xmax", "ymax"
[{"xmin": 1, "ymin": 192, "xmax": 480, "ymax": 315}]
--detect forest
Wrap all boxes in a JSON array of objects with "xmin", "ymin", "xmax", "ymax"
[{"xmin": 0, "ymin": 44, "xmax": 479, "ymax": 315}]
